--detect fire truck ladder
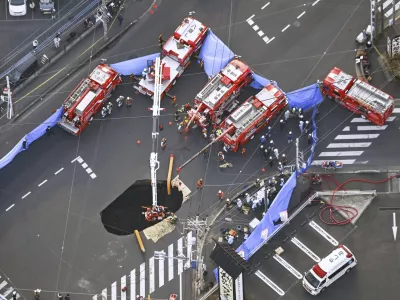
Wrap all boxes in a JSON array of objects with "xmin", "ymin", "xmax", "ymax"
[
  {"xmin": 64, "ymin": 79, "xmax": 90, "ymax": 109},
  {"xmin": 149, "ymin": 57, "xmax": 165, "ymax": 207}
]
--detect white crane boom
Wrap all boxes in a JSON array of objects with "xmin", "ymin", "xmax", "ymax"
[{"xmin": 149, "ymin": 57, "xmax": 164, "ymax": 207}]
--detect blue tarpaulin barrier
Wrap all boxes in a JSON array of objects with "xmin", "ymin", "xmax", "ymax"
[
  {"xmin": 199, "ymin": 30, "xmax": 234, "ymax": 77},
  {"xmin": 287, "ymin": 83, "xmax": 323, "ymax": 111},
  {"xmin": 250, "ymin": 72, "xmax": 271, "ymax": 89},
  {"xmin": 0, "ymin": 106, "xmax": 63, "ymax": 170},
  {"xmin": 213, "ymin": 268, "xmax": 219, "ymax": 283},
  {"xmin": 110, "ymin": 53, "xmax": 160, "ymax": 76}
]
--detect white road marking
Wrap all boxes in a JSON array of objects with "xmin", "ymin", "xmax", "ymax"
[
  {"xmin": 81, "ymin": 162, "xmax": 88, "ymax": 168},
  {"xmin": 93, "ymin": 295, "xmax": 97, "ymax": 300},
  {"xmin": 263, "ymin": 36, "xmax": 270, "ymax": 43},
  {"xmin": 297, "ymin": 11, "xmax": 306, "ymax": 19},
  {"xmin": 140, "ymin": 263, "xmax": 145, "ymax": 297},
  {"xmin": 54, "ymin": 167, "xmax": 64, "ymax": 175},
  {"xmin": 387, "ymin": 116, "xmax": 396, "ymax": 121},
  {"xmin": 159, "ymin": 255, "xmax": 165, "ymax": 288},
  {"xmin": 86, "ymin": 168, "xmax": 92, "ymax": 174},
  {"xmin": 357, "ymin": 125, "xmax": 388, "ymax": 131},
  {"xmin": 309, "ymin": 221, "xmax": 339, "ymax": 246},
  {"xmin": 247, "ymin": 14, "xmax": 255, "ymax": 21},
  {"xmin": 282, "ymin": 24, "xmax": 290, "ymax": 32},
  {"xmin": 71, "ymin": 156, "xmax": 80, "ymax": 163},
  {"xmin": 178, "ymin": 237, "xmax": 183, "ymax": 275},
  {"xmin": 319, "ymin": 151, "xmax": 363, "ymax": 157},
  {"xmin": 342, "ymin": 126, "xmax": 350, "ymax": 131},
  {"xmin": 90, "ymin": 173, "xmax": 97, "ymax": 179},
  {"xmin": 186, "ymin": 231, "xmax": 193, "ymax": 269},
  {"xmin": 149, "ymin": 257, "xmax": 155, "ymax": 293},
  {"xmin": 121, "ymin": 275, "xmax": 126, "ymax": 300},
  {"xmin": 335, "ymin": 134, "xmax": 380, "ymax": 140},
  {"xmin": 253, "ymin": 25, "xmax": 259, "ymax": 31},
  {"xmin": 3, "ymin": 287, "xmax": 13, "ymax": 297},
  {"xmin": 22, "ymin": 192, "xmax": 31, "ymax": 199},
  {"xmin": 273, "ymin": 255, "xmax": 302, "ymax": 279},
  {"xmin": 255, "ymin": 270, "xmax": 285, "ymax": 296},
  {"xmin": 111, "ymin": 282, "xmax": 117, "ymax": 300},
  {"xmin": 393, "ymin": 108, "xmax": 400, "ymax": 113},
  {"xmin": 257, "ymin": 30, "xmax": 264, "ymax": 36},
  {"xmin": 351, "ymin": 118, "xmax": 369, "ymax": 123},
  {"xmin": 385, "ymin": 2, "xmax": 400, "ymax": 18},
  {"xmin": 168, "ymin": 244, "xmax": 174, "ymax": 281},
  {"xmin": 101, "ymin": 288, "xmax": 107, "ymax": 300},
  {"xmin": 291, "ymin": 237, "xmax": 321, "ymax": 262},
  {"xmin": 38, "ymin": 179, "xmax": 48, "ymax": 187},
  {"xmin": 0, "ymin": 280, "xmax": 8, "ymax": 289},
  {"xmin": 312, "ymin": 0, "xmax": 320, "ymax": 5},
  {"xmin": 130, "ymin": 270, "xmax": 136, "ymax": 300},
  {"xmin": 247, "ymin": 19, "xmax": 255, "ymax": 26},
  {"xmin": 327, "ymin": 142, "xmax": 371, "ymax": 148},
  {"xmin": 77, "ymin": 157, "xmax": 84, "ymax": 164},
  {"xmin": 261, "ymin": 2, "xmax": 270, "ymax": 9},
  {"xmin": 266, "ymin": 37, "xmax": 275, "ymax": 44},
  {"xmin": 312, "ymin": 159, "xmax": 355, "ymax": 165},
  {"xmin": 5, "ymin": 204, "xmax": 15, "ymax": 212}
]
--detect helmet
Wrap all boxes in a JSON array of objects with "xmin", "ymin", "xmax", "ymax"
[
  {"xmin": 268, "ymin": 126, "xmax": 271, "ymax": 130},
  {"xmin": 279, "ymin": 162, "xmax": 282, "ymax": 165},
  {"xmin": 144, "ymin": 68, "xmax": 147, "ymax": 72},
  {"xmin": 280, "ymin": 119, "xmax": 283, "ymax": 122},
  {"xmin": 282, "ymin": 154, "xmax": 286, "ymax": 157},
  {"xmin": 13, "ymin": 292, "xmax": 16, "ymax": 296},
  {"xmin": 289, "ymin": 131, "xmax": 292, "ymax": 134},
  {"xmin": 300, "ymin": 115, "xmax": 304, "ymax": 119},
  {"xmin": 272, "ymin": 177, "xmax": 275, "ymax": 180},
  {"xmin": 245, "ymin": 193, "xmax": 249, "ymax": 196},
  {"xmin": 261, "ymin": 135, "xmax": 265, "ymax": 139},
  {"xmin": 270, "ymin": 140, "xmax": 274, "ymax": 144},
  {"xmin": 218, "ymin": 190, "xmax": 222, "ymax": 193}
]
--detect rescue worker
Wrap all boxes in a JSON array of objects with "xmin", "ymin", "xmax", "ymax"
[
  {"xmin": 264, "ymin": 148, "xmax": 269, "ymax": 160},
  {"xmin": 269, "ymin": 140, "xmax": 274, "ymax": 148},
  {"xmin": 158, "ymin": 34, "xmax": 164, "ymax": 47},
  {"xmin": 101, "ymin": 106, "xmax": 108, "ymax": 118},
  {"xmin": 304, "ymin": 120, "xmax": 310, "ymax": 133},
  {"xmin": 65, "ymin": 294, "xmax": 70, "ymax": 300},
  {"xmin": 142, "ymin": 68, "xmax": 148, "ymax": 79},
  {"xmin": 288, "ymin": 131, "xmax": 293, "ymax": 144},
  {"xmin": 172, "ymin": 96, "xmax": 177, "ymax": 106},
  {"xmin": 126, "ymin": 97, "xmax": 133, "ymax": 109},
  {"xmin": 245, "ymin": 193, "xmax": 251, "ymax": 205},
  {"xmin": 236, "ymin": 198, "xmax": 243, "ymax": 210},
  {"xmin": 277, "ymin": 162, "xmax": 283, "ymax": 173},
  {"xmin": 366, "ymin": 40, "xmax": 372, "ymax": 51},
  {"xmin": 58, "ymin": 293, "xmax": 63, "ymax": 300},
  {"xmin": 256, "ymin": 178, "xmax": 261, "ymax": 187},
  {"xmin": 284, "ymin": 109, "xmax": 290, "ymax": 121},
  {"xmin": 308, "ymin": 133, "xmax": 313, "ymax": 145},
  {"xmin": 273, "ymin": 148, "xmax": 279, "ymax": 160},
  {"xmin": 202, "ymin": 128, "xmax": 208, "ymax": 139},
  {"xmin": 116, "ymin": 95, "xmax": 124, "ymax": 107},
  {"xmin": 223, "ymin": 144, "xmax": 230, "ymax": 153},
  {"xmin": 269, "ymin": 156, "xmax": 273, "ymax": 167},
  {"xmin": 241, "ymin": 148, "xmax": 246, "ymax": 155},
  {"xmin": 281, "ymin": 154, "xmax": 287, "ymax": 166},
  {"xmin": 54, "ymin": 36, "xmax": 60, "ymax": 48},
  {"xmin": 267, "ymin": 126, "xmax": 272, "ymax": 138},
  {"xmin": 32, "ymin": 39, "xmax": 38, "ymax": 51},
  {"xmin": 299, "ymin": 120, "xmax": 304, "ymax": 133},
  {"xmin": 218, "ymin": 151, "xmax": 225, "ymax": 163},
  {"xmin": 174, "ymin": 111, "xmax": 180, "ymax": 122},
  {"xmin": 200, "ymin": 60, "xmax": 205, "ymax": 70},
  {"xmin": 209, "ymin": 133, "xmax": 216, "ymax": 142},
  {"xmin": 251, "ymin": 198, "xmax": 258, "ymax": 211},
  {"xmin": 227, "ymin": 234, "xmax": 234, "ymax": 245},
  {"xmin": 184, "ymin": 103, "xmax": 191, "ymax": 111},
  {"xmin": 216, "ymin": 129, "xmax": 223, "ymax": 136},
  {"xmin": 34, "ymin": 289, "xmax": 41, "ymax": 300},
  {"xmin": 217, "ymin": 190, "xmax": 224, "ymax": 200},
  {"xmin": 280, "ymin": 119, "xmax": 285, "ymax": 130},
  {"xmin": 178, "ymin": 122, "xmax": 183, "ymax": 133},
  {"xmin": 291, "ymin": 107, "xmax": 297, "ymax": 117},
  {"xmin": 225, "ymin": 198, "xmax": 232, "ymax": 209},
  {"xmin": 260, "ymin": 135, "xmax": 266, "ymax": 145},
  {"xmin": 161, "ymin": 138, "xmax": 167, "ymax": 149},
  {"xmin": 106, "ymin": 102, "xmax": 113, "ymax": 115},
  {"xmin": 197, "ymin": 178, "xmax": 204, "ymax": 189},
  {"xmin": 280, "ymin": 178, "xmax": 285, "ymax": 187}
]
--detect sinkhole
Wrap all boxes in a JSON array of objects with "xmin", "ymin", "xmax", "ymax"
[{"xmin": 100, "ymin": 180, "xmax": 183, "ymax": 235}]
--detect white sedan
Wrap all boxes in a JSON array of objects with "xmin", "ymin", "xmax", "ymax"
[{"xmin": 9, "ymin": 0, "xmax": 27, "ymax": 16}]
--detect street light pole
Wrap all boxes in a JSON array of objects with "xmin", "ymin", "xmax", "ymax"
[
  {"xmin": 6, "ymin": 76, "xmax": 13, "ymax": 119},
  {"xmin": 98, "ymin": 0, "xmax": 109, "ymax": 41}
]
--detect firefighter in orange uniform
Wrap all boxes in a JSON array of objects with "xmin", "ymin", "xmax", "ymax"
[
  {"xmin": 197, "ymin": 178, "xmax": 204, "ymax": 189},
  {"xmin": 217, "ymin": 190, "xmax": 224, "ymax": 200}
]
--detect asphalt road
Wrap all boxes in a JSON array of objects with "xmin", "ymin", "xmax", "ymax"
[{"xmin": 1, "ymin": 0, "xmax": 397, "ymax": 299}]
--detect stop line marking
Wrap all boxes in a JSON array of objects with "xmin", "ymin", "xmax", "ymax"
[
  {"xmin": 291, "ymin": 237, "xmax": 321, "ymax": 262},
  {"xmin": 309, "ymin": 221, "xmax": 339, "ymax": 246},
  {"xmin": 273, "ymin": 255, "xmax": 303, "ymax": 279}
]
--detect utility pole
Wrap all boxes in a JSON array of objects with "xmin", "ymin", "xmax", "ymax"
[
  {"xmin": 183, "ymin": 215, "xmax": 209, "ymax": 300},
  {"xmin": 392, "ymin": 0, "xmax": 396, "ymax": 26},
  {"xmin": 6, "ymin": 76, "xmax": 13, "ymax": 119},
  {"xmin": 295, "ymin": 138, "xmax": 300, "ymax": 173},
  {"xmin": 96, "ymin": 0, "xmax": 109, "ymax": 41}
]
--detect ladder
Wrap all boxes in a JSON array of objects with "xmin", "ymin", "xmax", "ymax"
[{"xmin": 65, "ymin": 79, "xmax": 90, "ymax": 108}]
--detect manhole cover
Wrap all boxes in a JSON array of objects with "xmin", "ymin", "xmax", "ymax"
[{"xmin": 293, "ymin": 21, "xmax": 300, "ymax": 27}]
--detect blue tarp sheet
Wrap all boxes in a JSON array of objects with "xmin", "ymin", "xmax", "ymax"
[
  {"xmin": 0, "ymin": 106, "xmax": 63, "ymax": 170},
  {"xmin": 250, "ymin": 72, "xmax": 271, "ymax": 89},
  {"xmin": 110, "ymin": 53, "xmax": 160, "ymax": 76},
  {"xmin": 287, "ymin": 83, "xmax": 323, "ymax": 111},
  {"xmin": 199, "ymin": 30, "xmax": 234, "ymax": 77}
]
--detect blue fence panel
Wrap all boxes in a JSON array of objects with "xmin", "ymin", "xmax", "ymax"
[
  {"xmin": 287, "ymin": 83, "xmax": 323, "ymax": 111},
  {"xmin": 110, "ymin": 53, "xmax": 160, "ymax": 76}
]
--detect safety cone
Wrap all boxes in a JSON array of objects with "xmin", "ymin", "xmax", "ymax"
[
  {"xmin": 137, "ymin": 140, "xmax": 141, "ymax": 145},
  {"xmin": 153, "ymin": 4, "xmax": 157, "ymax": 8},
  {"xmin": 149, "ymin": 10, "xmax": 153, "ymax": 14}
]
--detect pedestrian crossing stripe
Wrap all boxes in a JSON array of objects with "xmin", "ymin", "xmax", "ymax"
[
  {"xmin": 394, "ymin": 108, "xmax": 400, "ymax": 113},
  {"xmin": 312, "ymin": 160, "xmax": 355, "ymax": 165},
  {"xmin": 319, "ymin": 151, "xmax": 363, "ymax": 157},
  {"xmin": 335, "ymin": 134, "xmax": 380, "ymax": 140},
  {"xmin": 327, "ymin": 142, "xmax": 371, "ymax": 148},
  {"xmin": 121, "ymin": 276, "xmax": 126, "ymax": 300},
  {"xmin": 357, "ymin": 125, "xmax": 388, "ymax": 131}
]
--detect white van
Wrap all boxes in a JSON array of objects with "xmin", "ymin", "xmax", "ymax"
[{"xmin": 302, "ymin": 245, "xmax": 356, "ymax": 295}]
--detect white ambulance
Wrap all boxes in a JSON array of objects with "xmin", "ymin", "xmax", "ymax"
[{"xmin": 302, "ymin": 245, "xmax": 356, "ymax": 295}]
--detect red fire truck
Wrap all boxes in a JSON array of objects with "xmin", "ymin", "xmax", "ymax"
[
  {"xmin": 134, "ymin": 17, "xmax": 209, "ymax": 98},
  {"xmin": 322, "ymin": 67, "xmax": 394, "ymax": 126},
  {"xmin": 218, "ymin": 83, "xmax": 287, "ymax": 152},
  {"xmin": 58, "ymin": 64, "xmax": 121, "ymax": 135},
  {"xmin": 186, "ymin": 59, "xmax": 253, "ymax": 128}
]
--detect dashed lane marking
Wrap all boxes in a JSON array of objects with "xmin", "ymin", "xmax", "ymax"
[
  {"xmin": 312, "ymin": 159, "xmax": 355, "ymax": 165},
  {"xmin": 291, "ymin": 237, "xmax": 321, "ymax": 262},
  {"xmin": 247, "ymin": 19, "xmax": 255, "ymax": 26},
  {"xmin": 263, "ymin": 36, "xmax": 270, "ymax": 43},
  {"xmin": 81, "ymin": 162, "xmax": 88, "ymax": 168},
  {"xmin": 297, "ymin": 11, "xmax": 306, "ymax": 19},
  {"xmin": 22, "ymin": 191, "xmax": 31, "ymax": 199},
  {"xmin": 90, "ymin": 173, "xmax": 97, "ymax": 179},
  {"xmin": 342, "ymin": 126, "xmax": 350, "ymax": 131},
  {"xmin": 309, "ymin": 221, "xmax": 339, "ymax": 246},
  {"xmin": 327, "ymin": 142, "xmax": 371, "ymax": 148},
  {"xmin": 258, "ymin": 30, "xmax": 264, "ymax": 36},
  {"xmin": 86, "ymin": 168, "xmax": 93, "ymax": 174},
  {"xmin": 282, "ymin": 24, "xmax": 290, "ymax": 32},
  {"xmin": 357, "ymin": 125, "xmax": 388, "ymax": 131},
  {"xmin": 335, "ymin": 134, "xmax": 380, "ymax": 140},
  {"xmin": 77, "ymin": 157, "xmax": 84, "ymax": 164},
  {"xmin": 273, "ymin": 255, "xmax": 303, "ymax": 279},
  {"xmin": 246, "ymin": 14, "xmax": 255, "ymax": 21},
  {"xmin": 312, "ymin": 0, "xmax": 320, "ymax": 6},
  {"xmin": 38, "ymin": 179, "xmax": 48, "ymax": 187},
  {"xmin": 255, "ymin": 270, "xmax": 285, "ymax": 296},
  {"xmin": 266, "ymin": 37, "xmax": 275, "ymax": 44},
  {"xmin": 71, "ymin": 156, "xmax": 80, "ymax": 163},
  {"xmin": 319, "ymin": 151, "xmax": 364, "ymax": 157},
  {"xmin": 261, "ymin": 2, "xmax": 270, "ymax": 10},
  {"xmin": 54, "ymin": 167, "xmax": 64, "ymax": 175},
  {"xmin": 5, "ymin": 204, "xmax": 14, "ymax": 212}
]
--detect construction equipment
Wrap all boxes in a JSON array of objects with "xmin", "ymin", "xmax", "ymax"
[
  {"xmin": 322, "ymin": 67, "xmax": 394, "ymax": 125},
  {"xmin": 218, "ymin": 83, "xmax": 287, "ymax": 152},
  {"xmin": 134, "ymin": 17, "xmax": 209, "ymax": 99},
  {"xmin": 58, "ymin": 64, "xmax": 121, "ymax": 135},
  {"xmin": 186, "ymin": 58, "xmax": 253, "ymax": 129}
]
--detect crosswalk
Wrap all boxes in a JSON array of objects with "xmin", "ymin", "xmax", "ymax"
[
  {"xmin": 252, "ymin": 219, "xmax": 346, "ymax": 297},
  {"xmin": 0, "ymin": 276, "xmax": 20, "ymax": 300},
  {"xmin": 378, "ymin": 0, "xmax": 400, "ymax": 19},
  {"xmin": 93, "ymin": 232, "xmax": 192, "ymax": 300},
  {"xmin": 313, "ymin": 109, "xmax": 400, "ymax": 165}
]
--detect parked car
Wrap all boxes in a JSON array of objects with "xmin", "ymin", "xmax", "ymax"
[{"xmin": 9, "ymin": 0, "xmax": 27, "ymax": 16}]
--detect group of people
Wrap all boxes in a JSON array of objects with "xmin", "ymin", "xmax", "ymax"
[{"xmin": 33, "ymin": 290, "xmax": 71, "ymax": 300}]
